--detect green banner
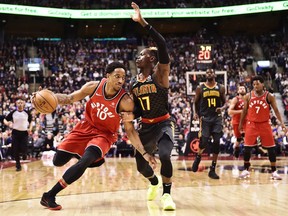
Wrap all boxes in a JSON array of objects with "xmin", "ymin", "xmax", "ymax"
[{"xmin": 0, "ymin": 1, "xmax": 287, "ymax": 19}]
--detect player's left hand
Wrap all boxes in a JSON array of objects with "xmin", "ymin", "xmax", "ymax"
[{"xmin": 131, "ymin": 2, "xmax": 142, "ymax": 22}]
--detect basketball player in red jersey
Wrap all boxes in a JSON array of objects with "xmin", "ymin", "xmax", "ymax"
[
  {"xmin": 238, "ymin": 76, "xmax": 287, "ymax": 180},
  {"xmin": 228, "ymin": 84, "xmax": 247, "ymax": 158},
  {"xmin": 35, "ymin": 62, "xmax": 157, "ymax": 210}
]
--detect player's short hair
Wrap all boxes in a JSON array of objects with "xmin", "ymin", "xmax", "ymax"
[
  {"xmin": 251, "ymin": 75, "xmax": 264, "ymax": 84},
  {"xmin": 147, "ymin": 47, "xmax": 158, "ymax": 63},
  {"xmin": 105, "ymin": 62, "xmax": 126, "ymax": 74}
]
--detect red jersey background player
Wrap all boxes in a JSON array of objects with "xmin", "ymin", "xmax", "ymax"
[
  {"xmin": 239, "ymin": 76, "xmax": 286, "ymax": 180},
  {"xmin": 228, "ymin": 84, "xmax": 246, "ymax": 158},
  {"xmin": 33, "ymin": 62, "xmax": 156, "ymax": 210}
]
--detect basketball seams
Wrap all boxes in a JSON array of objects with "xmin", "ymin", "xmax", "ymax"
[{"xmin": 33, "ymin": 95, "xmax": 49, "ymax": 114}]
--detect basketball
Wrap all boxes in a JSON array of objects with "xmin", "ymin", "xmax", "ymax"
[{"xmin": 32, "ymin": 89, "xmax": 58, "ymax": 114}]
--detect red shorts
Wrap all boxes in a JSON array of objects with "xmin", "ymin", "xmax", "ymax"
[
  {"xmin": 233, "ymin": 123, "xmax": 246, "ymax": 138},
  {"xmin": 244, "ymin": 121, "xmax": 274, "ymax": 147},
  {"xmin": 57, "ymin": 120, "xmax": 117, "ymax": 158}
]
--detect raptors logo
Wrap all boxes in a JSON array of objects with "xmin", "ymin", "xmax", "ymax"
[{"xmin": 190, "ymin": 138, "xmax": 200, "ymax": 153}]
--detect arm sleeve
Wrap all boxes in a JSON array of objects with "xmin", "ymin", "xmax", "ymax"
[{"xmin": 144, "ymin": 25, "xmax": 169, "ymax": 64}]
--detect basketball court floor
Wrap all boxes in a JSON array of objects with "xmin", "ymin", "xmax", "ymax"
[{"xmin": 0, "ymin": 155, "xmax": 287, "ymax": 216}]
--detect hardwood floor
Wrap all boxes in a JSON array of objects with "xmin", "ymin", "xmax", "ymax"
[{"xmin": 0, "ymin": 155, "xmax": 287, "ymax": 216}]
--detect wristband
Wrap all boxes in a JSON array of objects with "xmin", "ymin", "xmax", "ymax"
[{"xmin": 142, "ymin": 152, "xmax": 147, "ymax": 156}]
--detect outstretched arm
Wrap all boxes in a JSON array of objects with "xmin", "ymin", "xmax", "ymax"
[{"xmin": 55, "ymin": 81, "xmax": 99, "ymax": 105}]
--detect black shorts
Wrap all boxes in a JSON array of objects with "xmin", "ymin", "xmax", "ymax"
[
  {"xmin": 138, "ymin": 118, "xmax": 175, "ymax": 154},
  {"xmin": 200, "ymin": 116, "xmax": 223, "ymax": 138}
]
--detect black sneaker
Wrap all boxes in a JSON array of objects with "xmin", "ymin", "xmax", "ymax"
[
  {"xmin": 16, "ymin": 166, "xmax": 22, "ymax": 172},
  {"xmin": 192, "ymin": 155, "xmax": 201, "ymax": 172},
  {"xmin": 40, "ymin": 192, "xmax": 62, "ymax": 210},
  {"xmin": 208, "ymin": 169, "xmax": 220, "ymax": 179}
]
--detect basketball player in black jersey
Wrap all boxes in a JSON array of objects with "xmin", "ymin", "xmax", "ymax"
[
  {"xmin": 124, "ymin": 2, "xmax": 175, "ymax": 210},
  {"xmin": 192, "ymin": 69, "xmax": 226, "ymax": 179}
]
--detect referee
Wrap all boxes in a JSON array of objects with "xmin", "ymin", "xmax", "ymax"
[{"xmin": 4, "ymin": 99, "xmax": 32, "ymax": 171}]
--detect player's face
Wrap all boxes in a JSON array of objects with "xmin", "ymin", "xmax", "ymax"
[
  {"xmin": 135, "ymin": 49, "xmax": 152, "ymax": 68},
  {"xmin": 238, "ymin": 86, "xmax": 246, "ymax": 96},
  {"xmin": 252, "ymin": 80, "xmax": 264, "ymax": 92},
  {"xmin": 108, "ymin": 68, "xmax": 126, "ymax": 91},
  {"xmin": 206, "ymin": 69, "xmax": 215, "ymax": 81}
]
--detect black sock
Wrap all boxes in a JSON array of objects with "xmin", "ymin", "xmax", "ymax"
[
  {"xmin": 48, "ymin": 179, "xmax": 67, "ymax": 197},
  {"xmin": 148, "ymin": 175, "xmax": 158, "ymax": 186},
  {"xmin": 163, "ymin": 183, "xmax": 172, "ymax": 194},
  {"xmin": 271, "ymin": 166, "xmax": 276, "ymax": 172},
  {"xmin": 244, "ymin": 162, "xmax": 250, "ymax": 170},
  {"xmin": 210, "ymin": 161, "xmax": 217, "ymax": 170}
]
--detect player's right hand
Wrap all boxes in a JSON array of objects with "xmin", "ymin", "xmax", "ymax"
[{"xmin": 143, "ymin": 153, "xmax": 157, "ymax": 170}]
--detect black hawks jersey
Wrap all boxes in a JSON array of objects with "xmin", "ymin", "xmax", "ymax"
[
  {"xmin": 199, "ymin": 83, "xmax": 223, "ymax": 118},
  {"xmin": 131, "ymin": 75, "xmax": 169, "ymax": 119}
]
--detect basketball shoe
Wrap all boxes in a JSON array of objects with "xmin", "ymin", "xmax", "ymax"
[
  {"xmin": 160, "ymin": 193, "xmax": 176, "ymax": 211},
  {"xmin": 239, "ymin": 170, "xmax": 250, "ymax": 179},
  {"xmin": 147, "ymin": 176, "xmax": 161, "ymax": 201},
  {"xmin": 208, "ymin": 168, "xmax": 220, "ymax": 179},
  {"xmin": 271, "ymin": 170, "xmax": 282, "ymax": 180},
  {"xmin": 192, "ymin": 155, "xmax": 201, "ymax": 172},
  {"xmin": 40, "ymin": 192, "xmax": 62, "ymax": 210}
]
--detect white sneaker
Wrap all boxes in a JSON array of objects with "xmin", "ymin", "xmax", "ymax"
[
  {"xmin": 271, "ymin": 170, "xmax": 282, "ymax": 180},
  {"xmin": 239, "ymin": 170, "xmax": 250, "ymax": 179},
  {"xmin": 147, "ymin": 176, "xmax": 161, "ymax": 201},
  {"xmin": 160, "ymin": 193, "xmax": 176, "ymax": 211}
]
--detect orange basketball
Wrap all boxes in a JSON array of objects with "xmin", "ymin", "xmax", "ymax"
[{"xmin": 32, "ymin": 89, "xmax": 58, "ymax": 114}]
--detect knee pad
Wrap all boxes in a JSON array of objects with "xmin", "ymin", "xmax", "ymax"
[
  {"xmin": 53, "ymin": 152, "xmax": 66, "ymax": 167},
  {"xmin": 243, "ymin": 147, "xmax": 252, "ymax": 162},
  {"xmin": 199, "ymin": 136, "xmax": 209, "ymax": 150},
  {"xmin": 268, "ymin": 147, "xmax": 276, "ymax": 163}
]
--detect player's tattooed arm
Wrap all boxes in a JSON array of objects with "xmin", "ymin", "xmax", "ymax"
[{"xmin": 55, "ymin": 94, "xmax": 74, "ymax": 105}]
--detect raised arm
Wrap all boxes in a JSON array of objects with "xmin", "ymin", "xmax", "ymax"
[{"xmin": 131, "ymin": 2, "xmax": 170, "ymax": 87}]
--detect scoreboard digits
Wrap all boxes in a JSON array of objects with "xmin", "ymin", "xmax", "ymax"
[{"xmin": 196, "ymin": 44, "xmax": 213, "ymax": 64}]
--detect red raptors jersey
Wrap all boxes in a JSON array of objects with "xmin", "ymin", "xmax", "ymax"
[
  {"xmin": 85, "ymin": 78, "xmax": 127, "ymax": 137},
  {"xmin": 247, "ymin": 91, "xmax": 270, "ymax": 122},
  {"xmin": 232, "ymin": 96, "xmax": 245, "ymax": 125}
]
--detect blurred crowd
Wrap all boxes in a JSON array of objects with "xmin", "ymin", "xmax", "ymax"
[{"xmin": 1, "ymin": 29, "xmax": 288, "ymax": 161}]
